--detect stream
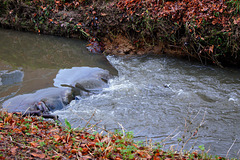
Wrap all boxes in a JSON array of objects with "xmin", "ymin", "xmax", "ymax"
[{"xmin": 0, "ymin": 29, "xmax": 239, "ymax": 158}]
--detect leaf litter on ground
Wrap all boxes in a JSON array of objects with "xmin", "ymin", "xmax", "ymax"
[{"xmin": 0, "ymin": 110, "xmax": 232, "ymax": 159}]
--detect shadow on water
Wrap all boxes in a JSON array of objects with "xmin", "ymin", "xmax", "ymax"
[{"xmin": 0, "ymin": 28, "xmax": 117, "ymax": 102}]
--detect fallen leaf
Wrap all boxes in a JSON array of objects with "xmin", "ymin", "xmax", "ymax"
[
  {"xmin": 100, "ymin": 13, "xmax": 107, "ymax": 16},
  {"xmin": 31, "ymin": 153, "xmax": 45, "ymax": 158},
  {"xmin": 209, "ymin": 45, "xmax": 214, "ymax": 53},
  {"xmin": 82, "ymin": 156, "xmax": 93, "ymax": 160},
  {"xmin": 11, "ymin": 147, "xmax": 18, "ymax": 156},
  {"xmin": 53, "ymin": 135, "xmax": 61, "ymax": 142},
  {"xmin": 71, "ymin": 149, "xmax": 77, "ymax": 154},
  {"xmin": 82, "ymin": 147, "xmax": 88, "ymax": 152},
  {"xmin": 30, "ymin": 142, "xmax": 38, "ymax": 147}
]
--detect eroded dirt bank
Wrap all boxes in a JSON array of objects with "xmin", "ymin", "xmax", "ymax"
[{"xmin": 0, "ymin": 0, "xmax": 239, "ymax": 67}]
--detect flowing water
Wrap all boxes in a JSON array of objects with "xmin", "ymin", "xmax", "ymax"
[
  {"xmin": 55, "ymin": 56, "xmax": 240, "ymax": 158},
  {"xmin": 0, "ymin": 29, "xmax": 240, "ymax": 158}
]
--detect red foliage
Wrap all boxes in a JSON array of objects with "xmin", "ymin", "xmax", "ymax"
[{"xmin": 117, "ymin": 0, "xmax": 233, "ymax": 29}]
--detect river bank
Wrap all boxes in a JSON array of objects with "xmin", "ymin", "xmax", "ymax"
[
  {"xmin": 0, "ymin": 0, "xmax": 239, "ymax": 67},
  {"xmin": 1, "ymin": 111, "xmax": 234, "ymax": 159}
]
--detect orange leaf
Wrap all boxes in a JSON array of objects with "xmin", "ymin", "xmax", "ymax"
[
  {"xmin": 53, "ymin": 135, "xmax": 61, "ymax": 142},
  {"xmin": 13, "ymin": 128, "xmax": 22, "ymax": 134},
  {"xmin": 30, "ymin": 142, "xmax": 38, "ymax": 147},
  {"xmin": 31, "ymin": 153, "xmax": 45, "ymax": 158},
  {"xmin": 209, "ymin": 45, "xmax": 214, "ymax": 53},
  {"xmin": 82, "ymin": 148, "xmax": 88, "ymax": 152},
  {"xmin": 71, "ymin": 149, "xmax": 77, "ymax": 154}
]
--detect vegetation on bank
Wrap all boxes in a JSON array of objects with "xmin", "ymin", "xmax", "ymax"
[
  {"xmin": 0, "ymin": 0, "xmax": 239, "ymax": 67},
  {"xmin": 0, "ymin": 1, "xmax": 239, "ymax": 159},
  {"xmin": 0, "ymin": 111, "xmax": 237, "ymax": 159}
]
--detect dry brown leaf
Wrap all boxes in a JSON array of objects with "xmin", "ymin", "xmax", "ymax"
[
  {"xmin": 31, "ymin": 153, "xmax": 46, "ymax": 158},
  {"xmin": 11, "ymin": 147, "xmax": 18, "ymax": 156},
  {"xmin": 53, "ymin": 135, "xmax": 61, "ymax": 142},
  {"xmin": 30, "ymin": 142, "xmax": 38, "ymax": 147}
]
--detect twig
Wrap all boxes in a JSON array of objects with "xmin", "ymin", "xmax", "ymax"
[
  {"xmin": 84, "ymin": 109, "xmax": 96, "ymax": 129},
  {"xmin": 226, "ymin": 138, "xmax": 237, "ymax": 158},
  {"xmin": 118, "ymin": 122, "xmax": 126, "ymax": 138},
  {"xmin": 22, "ymin": 107, "xmax": 31, "ymax": 118},
  {"xmin": 53, "ymin": 149, "xmax": 68, "ymax": 160},
  {"xmin": 180, "ymin": 109, "xmax": 207, "ymax": 154},
  {"xmin": 161, "ymin": 126, "xmax": 179, "ymax": 143},
  {"xmin": 237, "ymin": 148, "xmax": 240, "ymax": 157},
  {"xmin": 103, "ymin": 133, "xmax": 112, "ymax": 155},
  {"xmin": 85, "ymin": 120, "xmax": 102, "ymax": 132},
  {"xmin": 71, "ymin": 109, "xmax": 112, "ymax": 134}
]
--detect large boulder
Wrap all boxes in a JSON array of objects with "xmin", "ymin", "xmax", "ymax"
[
  {"xmin": 1, "ymin": 67, "xmax": 113, "ymax": 119},
  {"xmin": 54, "ymin": 67, "xmax": 112, "ymax": 95},
  {"xmin": 2, "ymin": 87, "xmax": 72, "ymax": 112}
]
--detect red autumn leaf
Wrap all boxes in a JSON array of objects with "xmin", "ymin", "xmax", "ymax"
[
  {"xmin": 153, "ymin": 156, "xmax": 161, "ymax": 160},
  {"xmin": 82, "ymin": 147, "xmax": 88, "ymax": 152},
  {"xmin": 71, "ymin": 149, "xmax": 77, "ymax": 154}
]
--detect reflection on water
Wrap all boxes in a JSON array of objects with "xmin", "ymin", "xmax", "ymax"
[{"xmin": 0, "ymin": 28, "xmax": 117, "ymax": 102}]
